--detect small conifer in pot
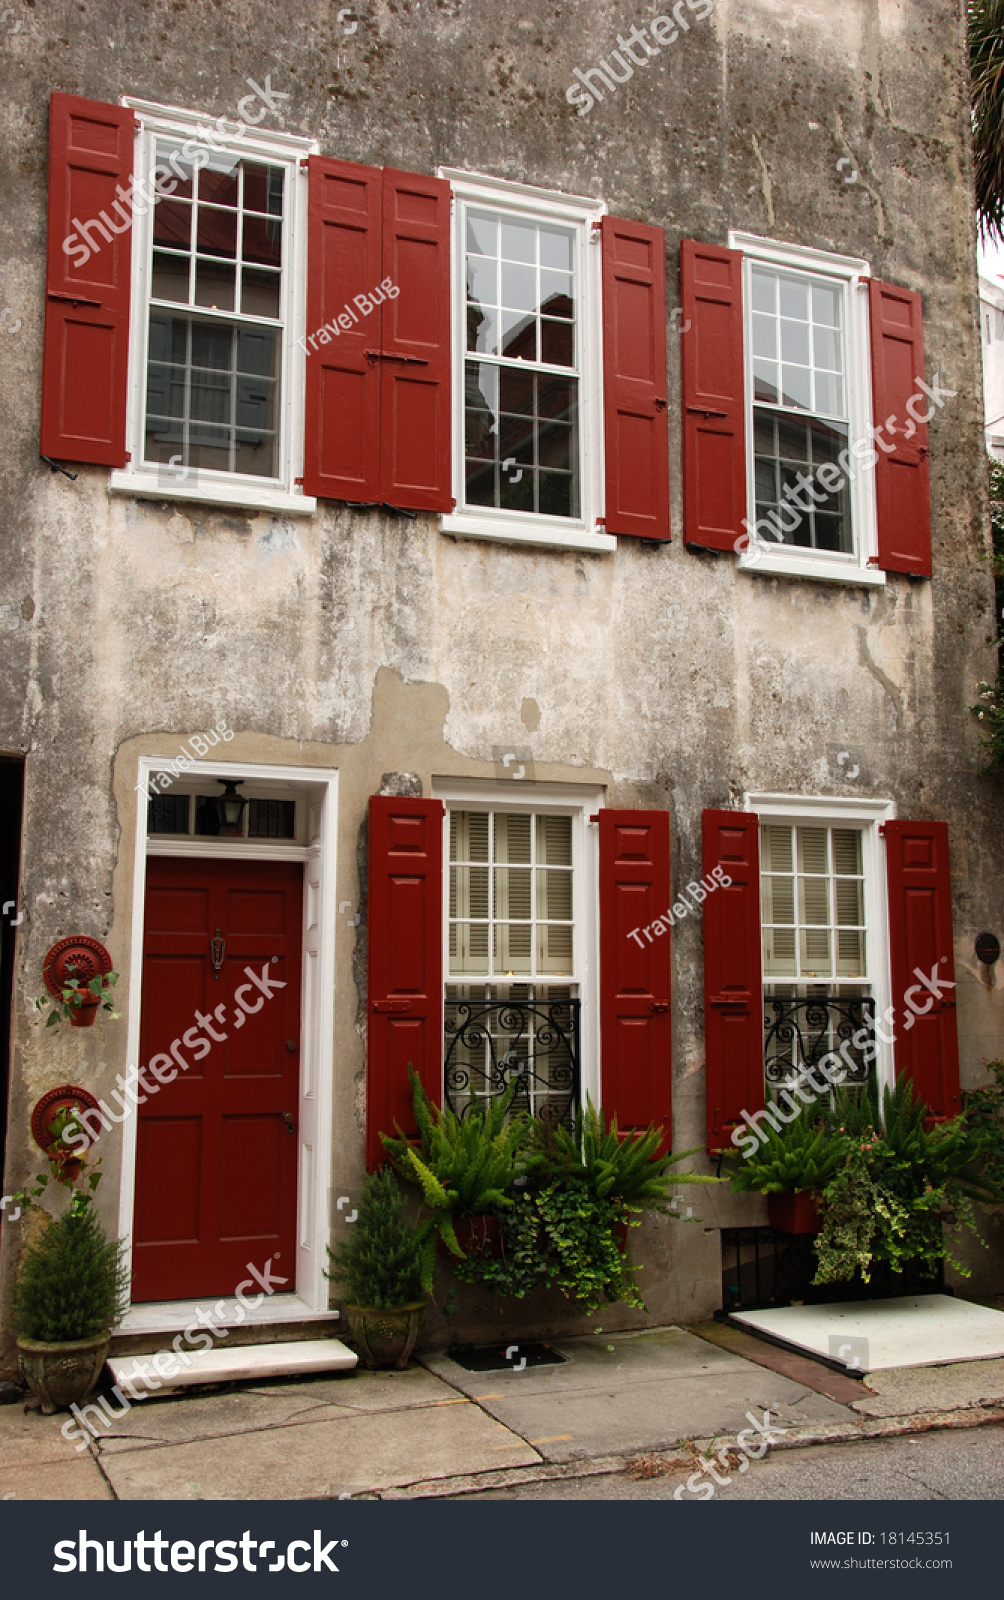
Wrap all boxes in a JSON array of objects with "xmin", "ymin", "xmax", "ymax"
[{"xmin": 326, "ymin": 1169, "xmax": 427, "ymax": 1368}]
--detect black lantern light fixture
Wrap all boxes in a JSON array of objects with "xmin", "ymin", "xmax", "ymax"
[{"xmin": 214, "ymin": 778, "xmax": 248, "ymax": 834}]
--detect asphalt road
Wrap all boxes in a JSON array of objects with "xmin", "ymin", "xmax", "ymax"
[{"xmin": 452, "ymin": 1423, "xmax": 1004, "ymax": 1501}]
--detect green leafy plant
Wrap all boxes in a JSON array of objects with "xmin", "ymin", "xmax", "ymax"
[
  {"xmin": 12, "ymin": 1107, "xmax": 105, "ymax": 1220},
  {"xmin": 12, "ymin": 1205, "xmax": 129, "ymax": 1343},
  {"xmin": 963, "ymin": 1058, "xmax": 1004, "ymax": 1201},
  {"xmin": 812, "ymin": 1078, "xmax": 994, "ymax": 1286},
  {"xmin": 324, "ymin": 1169, "xmax": 424, "ymax": 1309},
  {"xmin": 455, "ymin": 1101, "xmax": 718, "ymax": 1313},
  {"xmin": 381, "ymin": 1066, "xmax": 534, "ymax": 1291},
  {"xmin": 726, "ymin": 1108, "xmax": 853, "ymax": 1196},
  {"xmin": 34, "ymin": 970, "xmax": 119, "ymax": 1028},
  {"xmin": 540, "ymin": 1100, "xmax": 718, "ymax": 1211}
]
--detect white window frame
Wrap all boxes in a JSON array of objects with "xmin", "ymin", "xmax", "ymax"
[
  {"xmin": 731, "ymin": 232, "xmax": 885, "ymax": 588},
  {"xmin": 433, "ymin": 779, "xmax": 604, "ymax": 1111},
  {"xmin": 746, "ymin": 792, "xmax": 897, "ymax": 1100},
  {"xmin": 110, "ymin": 99, "xmax": 318, "ymax": 516},
  {"xmin": 438, "ymin": 169, "xmax": 614, "ymax": 556}
]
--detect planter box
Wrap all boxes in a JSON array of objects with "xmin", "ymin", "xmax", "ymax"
[{"xmin": 767, "ymin": 1191, "xmax": 820, "ymax": 1234}]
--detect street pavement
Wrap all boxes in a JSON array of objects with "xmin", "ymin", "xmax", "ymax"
[{"xmin": 1, "ymin": 1322, "xmax": 1002, "ymax": 1501}]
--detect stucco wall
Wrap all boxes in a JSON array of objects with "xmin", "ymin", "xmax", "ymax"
[{"xmin": 1, "ymin": 0, "xmax": 1001, "ymax": 1367}]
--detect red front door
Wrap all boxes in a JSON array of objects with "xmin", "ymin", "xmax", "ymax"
[{"xmin": 132, "ymin": 857, "xmax": 303, "ymax": 1302}]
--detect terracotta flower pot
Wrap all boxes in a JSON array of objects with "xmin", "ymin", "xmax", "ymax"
[
  {"xmin": 68, "ymin": 992, "xmax": 101, "ymax": 1028},
  {"xmin": 17, "ymin": 1329, "xmax": 110, "ymax": 1414},
  {"xmin": 345, "ymin": 1301, "xmax": 426, "ymax": 1369},
  {"xmin": 767, "ymin": 1191, "xmax": 820, "ymax": 1234}
]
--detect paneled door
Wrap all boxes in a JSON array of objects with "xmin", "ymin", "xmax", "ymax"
[{"xmin": 132, "ymin": 857, "xmax": 303, "ymax": 1302}]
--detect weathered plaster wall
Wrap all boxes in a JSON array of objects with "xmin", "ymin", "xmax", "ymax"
[{"xmin": 1, "ymin": 0, "xmax": 1001, "ymax": 1366}]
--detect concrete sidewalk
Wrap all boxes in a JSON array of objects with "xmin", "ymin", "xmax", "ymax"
[{"xmin": 3, "ymin": 1323, "xmax": 1003, "ymax": 1501}]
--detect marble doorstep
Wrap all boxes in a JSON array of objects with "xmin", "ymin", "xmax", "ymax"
[
  {"xmin": 108, "ymin": 1338, "xmax": 357, "ymax": 1395},
  {"xmin": 732, "ymin": 1295, "xmax": 1004, "ymax": 1372}
]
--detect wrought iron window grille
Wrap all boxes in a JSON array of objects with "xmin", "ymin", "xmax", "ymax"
[
  {"xmin": 444, "ymin": 996, "xmax": 580, "ymax": 1128},
  {"xmin": 764, "ymin": 991, "xmax": 875, "ymax": 1092}
]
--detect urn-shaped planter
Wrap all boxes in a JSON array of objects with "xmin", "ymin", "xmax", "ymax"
[
  {"xmin": 767, "ymin": 1191, "xmax": 821, "ymax": 1234},
  {"xmin": 345, "ymin": 1301, "xmax": 426, "ymax": 1369},
  {"xmin": 17, "ymin": 1330, "xmax": 110, "ymax": 1413}
]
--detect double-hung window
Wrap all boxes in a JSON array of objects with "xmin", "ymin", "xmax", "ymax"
[
  {"xmin": 732, "ymin": 235, "xmax": 880, "ymax": 585},
  {"xmin": 110, "ymin": 103, "xmax": 315, "ymax": 513},
  {"xmin": 441, "ymin": 173, "xmax": 611, "ymax": 554},
  {"xmin": 445, "ymin": 804, "xmax": 581, "ymax": 1126}
]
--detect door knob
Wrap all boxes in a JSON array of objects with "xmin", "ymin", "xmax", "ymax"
[
  {"xmin": 281, "ymin": 1111, "xmax": 295, "ymax": 1134},
  {"xmin": 286, "ymin": 1039, "xmax": 298, "ymax": 1053}
]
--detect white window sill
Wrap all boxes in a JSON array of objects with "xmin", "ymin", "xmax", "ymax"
[
  {"xmin": 441, "ymin": 510, "xmax": 616, "ymax": 554},
  {"xmin": 738, "ymin": 547, "xmax": 886, "ymax": 587},
  {"xmin": 109, "ymin": 469, "xmax": 317, "ymax": 517}
]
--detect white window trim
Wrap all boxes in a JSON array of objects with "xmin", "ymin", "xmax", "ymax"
[
  {"xmin": 746, "ymin": 791, "xmax": 897, "ymax": 1099},
  {"xmin": 438, "ymin": 169, "xmax": 614, "ymax": 556},
  {"xmin": 118, "ymin": 756, "xmax": 338, "ymax": 1326},
  {"xmin": 110, "ymin": 99, "xmax": 318, "ymax": 516},
  {"xmin": 433, "ymin": 778, "xmax": 604, "ymax": 1110},
  {"xmin": 730, "ymin": 231, "xmax": 885, "ymax": 589}
]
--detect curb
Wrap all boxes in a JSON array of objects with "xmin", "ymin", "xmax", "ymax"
[{"xmin": 366, "ymin": 1404, "xmax": 1004, "ymax": 1500}]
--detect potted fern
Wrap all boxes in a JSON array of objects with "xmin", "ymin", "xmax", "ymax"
[
  {"xmin": 727, "ymin": 1111, "xmax": 852, "ymax": 1232},
  {"xmin": 381, "ymin": 1066, "xmax": 533, "ymax": 1291},
  {"xmin": 325, "ymin": 1169, "xmax": 427, "ymax": 1369}
]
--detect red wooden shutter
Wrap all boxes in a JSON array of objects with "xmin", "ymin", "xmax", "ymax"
[
  {"xmin": 302, "ymin": 157, "xmax": 383, "ymax": 502},
  {"xmin": 883, "ymin": 819, "xmax": 960, "ymax": 1119},
  {"xmin": 598, "ymin": 810, "xmax": 672, "ymax": 1145},
  {"xmin": 366, "ymin": 795, "xmax": 444, "ymax": 1167},
  {"xmin": 40, "ymin": 92, "xmax": 135, "ymax": 467},
  {"xmin": 379, "ymin": 169, "xmax": 453, "ymax": 512},
  {"xmin": 702, "ymin": 809, "xmax": 764, "ymax": 1151},
  {"xmin": 868, "ymin": 280, "xmax": 932, "ymax": 578},
  {"xmin": 681, "ymin": 241, "xmax": 746, "ymax": 551},
  {"xmin": 601, "ymin": 217, "xmax": 670, "ymax": 540}
]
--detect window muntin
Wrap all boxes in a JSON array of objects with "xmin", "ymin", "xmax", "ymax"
[
  {"xmin": 760, "ymin": 824, "xmax": 866, "ymax": 983},
  {"xmin": 448, "ymin": 809, "xmax": 574, "ymax": 980},
  {"xmin": 463, "ymin": 208, "xmax": 580, "ymax": 520},
  {"xmin": 144, "ymin": 143, "xmax": 285, "ymax": 480},
  {"xmin": 749, "ymin": 266, "xmax": 851, "ymax": 555}
]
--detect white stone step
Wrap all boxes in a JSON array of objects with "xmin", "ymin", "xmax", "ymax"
[{"xmin": 108, "ymin": 1337, "xmax": 357, "ymax": 1395}]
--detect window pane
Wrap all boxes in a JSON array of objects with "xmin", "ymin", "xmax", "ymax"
[
  {"xmin": 243, "ymin": 163, "xmax": 284, "ymax": 216},
  {"xmin": 241, "ymin": 266, "xmax": 281, "ymax": 318},
  {"xmin": 467, "ymin": 254, "xmax": 497, "ymax": 308},
  {"xmin": 154, "ymin": 198, "xmax": 192, "ymax": 249},
  {"xmin": 466, "ymin": 212, "xmax": 497, "ymax": 255},
  {"xmin": 537, "ymin": 868, "xmax": 572, "ymax": 921},
  {"xmin": 752, "ymin": 314, "xmax": 776, "ymax": 359},
  {"xmin": 832, "ymin": 829, "xmax": 862, "ymax": 875},
  {"xmin": 195, "ymin": 259, "xmax": 236, "ymax": 310},
  {"xmin": 200, "ymin": 166, "xmax": 239, "ymax": 208},
  {"xmin": 197, "ymin": 205, "xmax": 238, "ymax": 258},
  {"xmin": 800, "ymin": 927, "xmax": 832, "ymax": 975},
  {"xmin": 539, "ymin": 227, "xmax": 572, "ymax": 270},
  {"xmin": 152, "ymin": 252, "xmax": 189, "ymax": 302},
  {"xmin": 243, "ymin": 214, "xmax": 282, "ymax": 267},
  {"xmin": 540, "ymin": 270, "xmax": 573, "ymax": 318},
  {"xmin": 501, "ymin": 262, "xmax": 537, "ymax": 312},
  {"xmin": 763, "ymin": 927, "xmax": 797, "ymax": 977},
  {"xmin": 751, "ymin": 268, "xmax": 776, "ymax": 313},
  {"xmin": 501, "ymin": 219, "xmax": 536, "ymax": 262},
  {"xmin": 538, "ymin": 923, "xmax": 573, "ymax": 974},
  {"xmin": 541, "ymin": 319, "xmax": 573, "ymax": 366},
  {"xmin": 779, "ymin": 275, "xmax": 808, "ymax": 319},
  {"xmin": 495, "ymin": 813, "xmax": 531, "ymax": 863}
]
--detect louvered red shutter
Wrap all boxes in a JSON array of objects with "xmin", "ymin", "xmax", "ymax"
[
  {"xmin": 379, "ymin": 169, "xmax": 452, "ymax": 512},
  {"xmin": 302, "ymin": 157, "xmax": 383, "ymax": 502},
  {"xmin": 598, "ymin": 810, "xmax": 672, "ymax": 1145},
  {"xmin": 883, "ymin": 819, "xmax": 960, "ymax": 1119},
  {"xmin": 601, "ymin": 218, "xmax": 670, "ymax": 540},
  {"xmin": 868, "ymin": 280, "xmax": 932, "ymax": 578},
  {"xmin": 702, "ymin": 809, "xmax": 763, "ymax": 1151},
  {"xmin": 681, "ymin": 241, "xmax": 746, "ymax": 552},
  {"xmin": 366, "ymin": 795, "xmax": 444, "ymax": 1168},
  {"xmin": 40, "ymin": 93, "xmax": 135, "ymax": 467}
]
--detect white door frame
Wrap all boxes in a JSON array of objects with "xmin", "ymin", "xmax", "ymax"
[{"xmin": 117, "ymin": 757, "xmax": 338, "ymax": 1326}]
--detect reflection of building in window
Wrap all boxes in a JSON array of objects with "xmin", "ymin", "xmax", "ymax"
[
  {"xmin": 463, "ymin": 209, "xmax": 580, "ymax": 518},
  {"xmin": 144, "ymin": 144, "xmax": 284, "ymax": 479},
  {"xmin": 749, "ymin": 266, "xmax": 851, "ymax": 553}
]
